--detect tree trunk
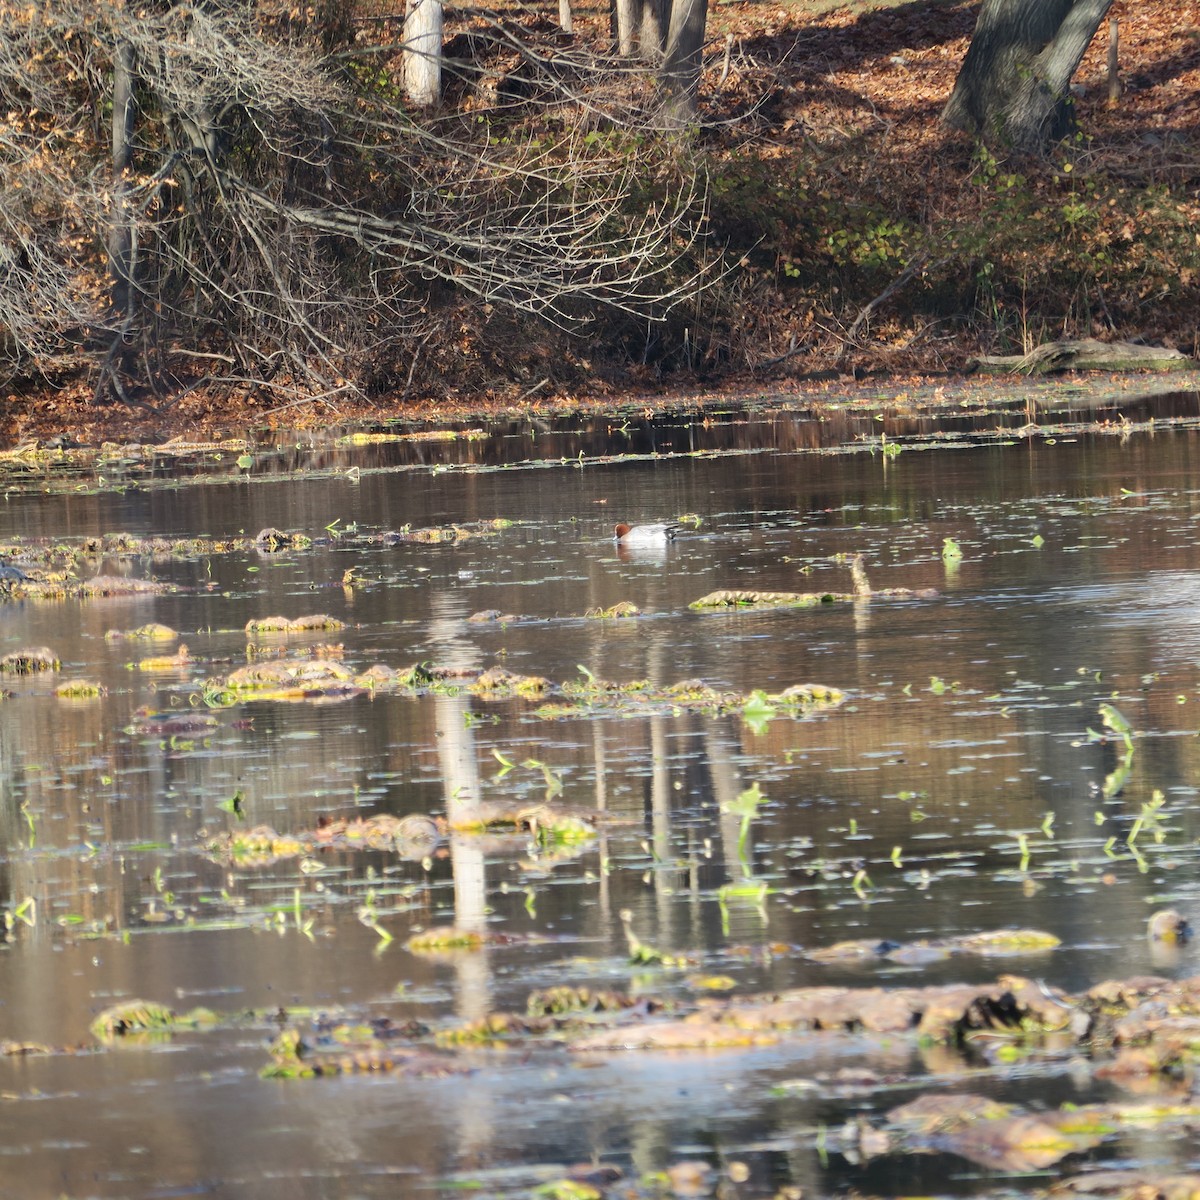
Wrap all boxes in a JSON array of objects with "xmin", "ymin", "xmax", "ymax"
[
  {"xmin": 403, "ymin": 0, "xmax": 443, "ymax": 107},
  {"xmin": 640, "ymin": 0, "xmax": 667, "ymax": 59},
  {"xmin": 942, "ymin": 0, "xmax": 1113, "ymax": 152},
  {"xmin": 558, "ymin": 0, "xmax": 573, "ymax": 36},
  {"xmin": 612, "ymin": 0, "xmax": 638, "ymax": 54},
  {"xmin": 108, "ymin": 38, "xmax": 137, "ymax": 319},
  {"xmin": 658, "ymin": 0, "xmax": 707, "ymax": 124}
]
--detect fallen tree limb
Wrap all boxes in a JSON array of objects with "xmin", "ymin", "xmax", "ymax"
[
  {"xmin": 968, "ymin": 338, "xmax": 1196, "ymax": 375},
  {"xmin": 845, "ymin": 252, "xmax": 933, "ymax": 346}
]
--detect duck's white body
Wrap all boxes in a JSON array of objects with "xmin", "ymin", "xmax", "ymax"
[{"xmin": 613, "ymin": 522, "xmax": 678, "ymax": 546}]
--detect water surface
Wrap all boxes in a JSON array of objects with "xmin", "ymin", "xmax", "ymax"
[{"xmin": 4, "ymin": 393, "xmax": 1200, "ymax": 1198}]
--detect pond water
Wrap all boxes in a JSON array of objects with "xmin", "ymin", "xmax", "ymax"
[{"xmin": 4, "ymin": 386, "xmax": 1200, "ymax": 1199}]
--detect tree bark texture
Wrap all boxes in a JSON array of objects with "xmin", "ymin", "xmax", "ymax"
[
  {"xmin": 658, "ymin": 0, "xmax": 707, "ymax": 124},
  {"xmin": 640, "ymin": 0, "xmax": 667, "ymax": 59},
  {"xmin": 942, "ymin": 0, "xmax": 1113, "ymax": 152},
  {"xmin": 614, "ymin": 0, "xmax": 637, "ymax": 55},
  {"xmin": 108, "ymin": 39, "xmax": 137, "ymax": 318},
  {"xmin": 404, "ymin": 0, "xmax": 443, "ymax": 107}
]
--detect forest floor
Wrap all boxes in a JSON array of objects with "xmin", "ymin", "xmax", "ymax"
[{"xmin": 1, "ymin": 0, "xmax": 1197, "ymax": 449}]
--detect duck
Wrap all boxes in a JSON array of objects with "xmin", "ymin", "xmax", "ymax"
[
  {"xmin": 1148, "ymin": 908, "xmax": 1191, "ymax": 944},
  {"xmin": 613, "ymin": 522, "xmax": 678, "ymax": 546}
]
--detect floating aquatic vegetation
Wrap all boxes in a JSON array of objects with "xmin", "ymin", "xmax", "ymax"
[
  {"xmin": 1, "ymin": 1039, "xmax": 59, "ymax": 1057},
  {"xmin": 686, "ymin": 975, "xmax": 738, "ymax": 993},
  {"xmin": 336, "ymin": 431, "xmax": 406, "ymax": 445},
  {"xmin": 84, "ymin": 574, "xmax": 170, "ymax": 596},
  {"xmin": 692, "ymin": 554, "xmax": 936, "ymax": 610},
  {"xmin": 1049, "ymin": 1171, "xmax": 1200, "ymax": 1199},
  {"xmin": 438, "ymin": 1011, "xmax": 564, "ymax": 1045},
  {"xmin": 568, "ymin": 974, "xmax": 1080, "ymax": 1053},
  {"xmin": 858, "ymin": 1092, "xmax": 1105, "ymax": 1172},
  {"xmin": 3, "ymin": 573, "xmax": 172, "ymax": 601},
  {"xmin": 446, "ymin": 799, "xmax": 606, "ymax": 841},
  {"xmin": 383, "ymin": 519, "xmax": 510, "ymax": 544},
  {"xmin": 253, "ymin": 969, "xmax": 1200, "ymax": 1098},
  {"xmin": 618, "ymin": 909, "xmax": 697, "ymax": 968},
  {"xmin": 7, "ymin": 530, "xmax": 311, "ymax": 569},
  {"xmin": 1084, "ymin": 701, "xmax": 1139, "ymax": 800},
  {"xmin": 203, "ymin": 825, "xmax": 308, "ymax": 866},
  {"xmin": 127, "ymin": 708, "xmax": 222, "ymax": 737},
  {"xmin": 470, "ymin": 667, "xmax": 551, "ymax": 697},
  {"xmin": 204, "ymin": 802, "xmax": 603, "ymax": 867},
  {"xmin": 336, "ymin": 813, "xmax": 443, "ymax": 850},
  {"xmin": 776, "ymin": 683, "xmax": 845, "ymax": 705},
  {"xmin": 403, "ymin": 926, "xmax": 556, "ymax": 955},
  {"xmin": 204, "ymin": 813, "xmax": 444, "ymax": 866},
  {"xmin": 137, "ymin": 645, "xmax": 192, "ymax": 671},
  {"xmin": 405, "ymin": 926, "xmax": 488, "ymax": 953},
  {"xmin": 244, "ymin": 614, "xmax": 346, "ymax": 635},
  {"xmin": 389, "ymin": 813, "xmax": 441, "ymax": 844},
  {"xmin": 254, "ymin": 528, "xmax": 312, "ymax": 552},
  {"xmin": 0, "ymin": 646, "xmax": 61, "ymax": 673},
  {"xmin": 54, "ymin": 679, "xmax": 106, "ymax": 699},
  {"xmin": 664, "ymin": 678, "xmax": 741, "ymax": 706},
  {"xmin": 533, "ymin": 1178, "xmax": 607, "ymax": 1200},
  {"xmin": 3, "ymin": 896, "xmax": 36, "ymax": 932},
  {"xmin": 741, "ymin": 689, "xmax": 777, "ymax": 733},
  {"xmin": 194, "ymin": 654, "xmax": 848, "ymax": 727},
  {"xmin": 262, "ymin": 1026, "xmax": 462, "ymax": 1079},
  {"xmin": 105, "ymin": 623, "xmax": 178, "ymax": 642},
  {"xmin": 721, "ymin": 782, "xmax": 767, "ymax": 875},
  {"xmin": 808, "ymin": 928, "xmax": 1061, "ymax": 964},
  {"xmin": 1094, "ymin": 701, "xmax": 1136, "ymax": 751},
  {"xmin": 81, "ymin": 531, "xmax": 243, "ymax": 557},
  {"xmin": 690, "ymin": 588, "xmax": 839, "ymax": 610},
  {"xmin": 206, "ymin": 659, "xmax": 362, "ymax": 705},
  {"xmin": 1089, "ymin": 974, "xmax": 1200, "ymax": 1076},
  {"xmin": 337, "ymin": 428, "xmax": 485, "ymax": 445},
  {"xmin": 90, "ymin": 1000, "xmax": 219, "ymax": 1042},
  {"xmin": 525, "ymin": 987, "xmax": 653, "ymax": 1017},
  {"xmin": 563, "ymin": 666, "xmax": 652, "ymax": 698},
  {"xmin": 584, "ymin": 601, "xmax": 641, "ymax": 619},
  {"xmin": 468, "ymin": 609, "xmax": 518, "ymax": 623},
  {"xmin": 851, "ymin": 1092, "xmax": 1200, "ymax": 1175},
  {"xmin": 533, "ymin": 703, "xmax": 587, "ymax": 720}
]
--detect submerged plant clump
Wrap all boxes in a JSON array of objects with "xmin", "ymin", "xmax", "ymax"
[
  {"xmin": 204, "ymin": 814, "xmax": 446, "ymax": 865},
  {"xmin": 66, "ymin": 969, "xmax": 1200, "ymax": 1108},
  {"xmin": 193, "ymin": 653, "xmax": 846, "ymax": 721},
  {"xmin": 808, "ymin": 928, "xmax": 1062, "ymax": 964},
  {"xmin": 0, "ymin": 646, "xmax": 61, "ymax": 673},
  {"xmin": 105, "ymin": 623, "xmax": 179, "ymax": 642},
  {"xmin": 263, "ymin": 1026, "xmax": 465, "ymax": 1079},
  {"xmin": 0, "ymin": 522, "xmax": 511, "ymax": 591},
  {"xmin": 254, "ymin": 528, "xmax": 311, "ymax": 553},
  {"xmin": 382, "ymin": 519, "xmax": 512, "ymax": 545},
  {"xmin": 2, "ymin": 574, "xmax": 171, "ymax": 601},
  {"xmin": 54, "ymin": 679, "xmax": 106, "ymax": 698},
  {"xmin": 136, "ymin": 645, "xmax": 192, "ymax": 671},
  {"xmin": 691, "ymin": 588, "xmax": 844, "ymax": 610},
  {"xmin": 90, "ymin": 1000, "xmax": 220, "ymax": 1042},
  {"xmin": 244, "ymin": 614, "xmax": 347, "ymax": 635},
  {"xmin": 246, "ymin": 969, "xmax": 1200, "ymax": 1103},
  {"xmin": 584, "ymin": 601, "xmax": 641, "ymax": 619}
]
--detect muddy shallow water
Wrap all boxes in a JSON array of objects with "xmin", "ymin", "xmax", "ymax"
[{"xmin": 4, "ymin": 388, "xmax": 1200, "ymax": 1199}]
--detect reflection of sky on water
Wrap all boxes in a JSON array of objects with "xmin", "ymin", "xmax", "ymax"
[{"xmin": 4, "ymin": 420, "xmax": 1200, "ymax": 1195}]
